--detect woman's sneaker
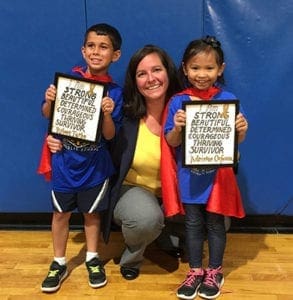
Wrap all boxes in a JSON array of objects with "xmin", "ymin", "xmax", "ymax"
[
  {"xmin": 41, "ymin": 261, "xmax": 68, "ymax": 293},
  {"xmin": 176, "ymin": 268, "xmax": 204, "ymax": 299},
  {"xmin": 198, "ymin": 266, "xmax": 224, "ymax": 299}
]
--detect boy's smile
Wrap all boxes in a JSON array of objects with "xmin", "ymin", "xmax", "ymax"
[{"xmin": 81, "ymin": 32, "xmax": 120, "ymax": 76}]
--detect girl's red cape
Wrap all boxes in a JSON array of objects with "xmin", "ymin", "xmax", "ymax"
[{"xmin": 160, "ymin": 87, "xmax": 245, "ymax": 218}]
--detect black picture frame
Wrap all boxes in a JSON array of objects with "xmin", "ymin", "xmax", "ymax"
[
  {"xmin": 48, "ymin": 72, "xmax": 107, "ymax": 144},
  {"xmin": 182, "ymin": 99, "xmax": 239, "ymax": 168}
]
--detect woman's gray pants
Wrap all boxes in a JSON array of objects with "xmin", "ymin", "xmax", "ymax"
[{"xmin": 113, "ymin": 185, "xmax": 165, "ymax": 269}]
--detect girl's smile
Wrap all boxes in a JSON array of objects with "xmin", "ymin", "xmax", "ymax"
[{"xmin": 183, "ymin": 51, "xmax": 225, "ymax": 90}]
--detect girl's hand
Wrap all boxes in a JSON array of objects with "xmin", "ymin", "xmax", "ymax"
[
  {"xmin": 165, "ymin": 109, "xmax": 186, "ymax": 147},
  {"xmin": 235, "ymin": 113, "xmax": 248, "ymax": 143},
  {"xmin": 45, "ymin": 84, "xmax": 56, "ymax": 103},
  {"xmin": 47, "ymin": 134, "xmax": 62, "ymax": 153},
  {"xmin": 102, "ymin": 97, "xmax": 115, "ymax": 116},
  {"xmin": 173, "ymin": 109, "xmax": 186, "ymax": 132}
]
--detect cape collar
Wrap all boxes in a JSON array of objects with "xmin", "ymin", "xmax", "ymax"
[
  {"xmin": 177, "ymin": 86, "xmax": 220, "ymax": 100},
  {"xmin": 72, "ymin": 66, "xmax": 113, "ymax": 83}
]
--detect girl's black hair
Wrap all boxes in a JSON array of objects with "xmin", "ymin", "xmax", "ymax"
[{"xmin": 178, "ymin": 36, "xmax": 225, "ymax": 87}]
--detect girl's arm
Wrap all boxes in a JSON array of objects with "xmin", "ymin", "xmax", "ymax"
[
  {"xmin": 235, "ymin": 113, "xmax": 248, "ymax": 144},
  {"xmin": 165, "ymin": 109, "xmax": 186, "ymax": 147}
]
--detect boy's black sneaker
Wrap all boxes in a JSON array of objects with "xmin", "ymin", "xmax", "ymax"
[
  {"xmin": 41, "ymin": 261, "xmax": 68, "ymax": 293},
  {"xmin": 85, "ymin": 257, "xmax": 107, "ymax": 288},
  {"xmin": 176, "ymin": 268, "xmax": 204, "ymax": 299},
  {"xmin": 198, "ymin": 266, "xmax": 224, "ymax": 299}
]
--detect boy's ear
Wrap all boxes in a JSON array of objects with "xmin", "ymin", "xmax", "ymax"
[
  {"xmin": 112, "ymin": 50, "xmax": 121, "ymax": 62},
  {"xmin": 81, "ymin": 46, "xmax": 86, "ymax": 59}
]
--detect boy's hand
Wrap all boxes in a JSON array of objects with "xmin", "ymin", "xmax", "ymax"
[
  {"xmin": 47, "ymin": 134, "xmax": 62, "ymax": 153},
  {"xmin": 42, "ymin": 84, "xmax": 56, "ymax": 118},
  {"xmin": 102, "ymin": 97, "xmax": 115, "ymax": 116}
]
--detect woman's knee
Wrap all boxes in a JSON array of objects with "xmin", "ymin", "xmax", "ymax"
[
  {"xmin": 115, "ymin": 187, "xmax": 164, "ymax": 228},
  {"xmin": 119, "ymin": 207, "xmax": 163, "ymax": 247},
  {"xmin": 123, "ymin": 209, "xmax": 164, "ymax": 236}
]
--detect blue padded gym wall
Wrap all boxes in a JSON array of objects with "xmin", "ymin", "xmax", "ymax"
[{"xmin": 0, "ymin": 0, "xmax": 292, "ymax": 217}]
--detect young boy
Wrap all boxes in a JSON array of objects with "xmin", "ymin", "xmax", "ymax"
[{"xmin": 40, "ymin": 23, "xmax": 123, "ymax": 293}]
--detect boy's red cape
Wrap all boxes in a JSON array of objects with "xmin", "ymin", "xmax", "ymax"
[
  {"xmin": 37, "ymin": 68, "xmax": 113, "ymax": 181},
  {"xmin": 160, "ymin": 87, "xmax": 245, "ymax": 218},
  {"xmin": 37, "ymin": 137, "xmax": 52, "ymax": 181}
]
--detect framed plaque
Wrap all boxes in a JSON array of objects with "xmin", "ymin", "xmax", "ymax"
[
  {"xmin": 182, "ymin": 100, "xmax": 239, "ymax": 168},
  {"xmin": 48, "ymin": 72, "xmax": 107, "ymax": 143}
]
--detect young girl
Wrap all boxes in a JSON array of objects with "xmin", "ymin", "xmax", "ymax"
[{"xmin": 164, "ymin": 36, "xmax": 248, "ymax": 299}]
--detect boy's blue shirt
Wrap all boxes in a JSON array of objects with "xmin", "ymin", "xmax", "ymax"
[{"xmin": 50, "ymin": 66, "xmax": 123, "ymax": 192}]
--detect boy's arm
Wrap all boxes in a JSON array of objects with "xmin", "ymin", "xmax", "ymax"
[
  {"xmin": 42, "ymin": 101, "xmax": 52, "ymax": 118},
  {"xmin": 101, "ymin": 96, "xmax": 115, "ymax": 140},
  {"xmin": 42, "ymin": 84, "xmax": 56, "ymax": 118}
]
